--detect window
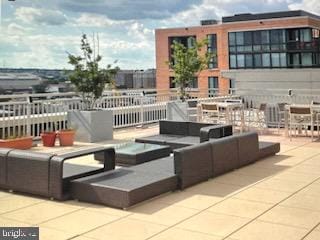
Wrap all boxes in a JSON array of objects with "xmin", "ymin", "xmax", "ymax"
[
  {"xmin": 228, "ymin": 28, "xmax": 320, "ymax": 69},
  {"xmin": 300, "ymin": 29, "xmax": 312, "ymax": 42},
  {"xmin": 208, "ymin": 77, "xmax": 219, "ymax": 89},
  {"xmin": 207, "ymin": 34, "xmax": 218, "ymax": 68},
  {"xmin": 168, "ymin": 36, "xmax": 196, "ymax": 65},
  {"xmin": 271, "ymin": 53, "xmax": 280, "ymax": 67},
  {"xmin": 280, "ymin": 53, "xmax": 287, "ymax": 67},
  {"xmin": 254, "ymin": 54, "xmax": 262, "ymax": 67},
  {"xmin": 229, "ymin": 79, "xmax": 235, "ymax": 89},
  {"xmin": 301, "ymin": 53, "xmax": 312, "ymax": 66},
  {"xmin": 261, "ymin": 31, "xmax": 270, "ymax": 44},
  {"xmin": 169, "ymin": 77, "xmax": 176, "ymax": 88},
  {"xmin": 262, "ymin": 53, "xmax": 270, "ymax": 67},
  {"xmin": 229, "ymin": 32, "xmax": 236, "ymax": 46},
  {"xmin": 169, "ymin": 77, "xmax": 198, "ymax": 89},
  {"xmin": 236, "ymin": 32, "xmax": 244, "ymax": 45},
  {"xmin": 237, "ymin": 54, "xmax": 245, "ymax": 68},
  {"xmin": 245, "ymin": 54, "xmax": 253, "ymax": 68},
  {"xmin": 230, "ymin": 55, "xmax": 237, "ymax": 68}
]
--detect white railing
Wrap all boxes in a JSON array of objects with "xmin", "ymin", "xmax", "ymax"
[
  {"xmin": 242, "ymin": 89, "xmax": 320, "ymax": 127},
  {"xmin": 0, "ymin": 89, "xmax": 227, "ymax": 138}
]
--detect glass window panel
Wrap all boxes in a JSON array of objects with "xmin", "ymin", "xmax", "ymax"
[
  {"xmin": 280, "ymin": 53, "xmax": 287, "ymax": 67},
  {"xmin": 208, "ymin": 77, "xmax": 219, "ymax": 88},
  {"xmin": 280, "ymin": 30, "xmax": 286, "ymax": 43},
  {"xmin": 230, "ymin": 79, "xmax": 236, "ymax": 88},
  {"xmin": 288, "ymin": 29, "xmax": 299, "ymax": 41},
  {"xmin": 271, "ymin": 53, "xmax": 280, "ymax": 67},
  {"xmin": 230, "ymin": 55, "xmax": 237, "ymax": 68},
  {"xmin": 187, "ymin": 37, "xmax": 195, "ymax": 48},
  {"xmin": 262, "ymin": 53, "xmax": 270, "ymax": 67},
  {"xmin": 245, "ymin": 54, "xmax": 253, "ymax": 68},
  {"xmin": 253, "ymin": 31, "xmax": 262, "ymax": 44},
  {"xmin": 254, "ymin": 54, "xmax": 262, "ymax": 67},
  {"xmin": 229, "ymin": 32, "xmax": 236, "ymax": 46},
  {"xmin": 261, "ymin": 31, "xmax": 270, "ymax": 44},
  {"xmin": 301, "ymin": 29, "xmax": 312, "ymax": 42},
  {"xmin": 301, "ymin": 53, "xmax": 312, "ymax": 66},
  {"xmin": 271, "ymin": 30, "xmax": 281, "ymax": 44},
  {"xmin": 271, "ymin": 44, "xmax": 280, "ymax": 51},
  {"xmin": 237, "ymin": 46, "xmax": 245, "ymax": 52},
  {"xmin": 244, "ymin": 45, "xmax": 252, "ymax": 51},
  {"xmin": 236, "ymin": 32, "xmax": 244, "ymax": 45},
  {"xmin": 292, "ymin": 53, "xmax": 300, "ymax": 66},
  {"xmin": 237, "ymin": 54, "xmax": 245, "ymax": 68},
  {"xmin": 262, "ymin": 45, "xmax": 270, "ymax": 51},
  {"xmin": 169, "ymin": 77, "xmax": 176, "ymax": 88},
  {"xmin": 229, "ymin": 46, "xmax": 236, "ymax": 53},
  {"xmin": 244, "ymin": 32, "xmax": 252, "ymax": 45},
  {"xmin": 253, "ymin": 45, "xmax": 261, "ymax": 51}
]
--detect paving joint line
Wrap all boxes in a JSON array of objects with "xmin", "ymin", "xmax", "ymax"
[{"xmin": 145, "ymin": 149, "xmax": 320, "ymax": 240}]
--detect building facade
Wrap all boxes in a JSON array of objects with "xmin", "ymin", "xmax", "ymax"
[
  {"xmin": 114, "ymin": 69, "xmax": 156, "ymax": 89},
  {"xmin": 155, "ymin": 10, "xmax": 320, "ymax": 94}
]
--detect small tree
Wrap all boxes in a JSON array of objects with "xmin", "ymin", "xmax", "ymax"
[
  {"xmin": 67, "ymin": 34, "xmax": 119, "ymax": 110},
  {"xmin": 168, "ymin": 39, "xmax": 212, "ymax": 101}
]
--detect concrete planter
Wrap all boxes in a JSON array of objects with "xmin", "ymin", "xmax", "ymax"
[
  {"xmin": 67, "ymin": 110, "xmax": 113, "ymax": 143},
  {"xmin": 166, "ymin": 101, "xmax": 189, "ymax": 121}
]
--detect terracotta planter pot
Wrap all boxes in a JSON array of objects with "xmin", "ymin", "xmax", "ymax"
[
  {"xmin": 41, "ymin": 132, "xmax": 56, "ymax": 147},
  {"xmin": 0, "ymin": 136, "xmax": 33, "ymax": 150},
  {"xmin": 57, "ymin": 130, "xmax": 76, "ymax": 146}
]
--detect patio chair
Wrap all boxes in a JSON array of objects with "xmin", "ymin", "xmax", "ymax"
[
  {"xmin": 311, "ymin": 101, "xmax": 320, "ymax": 137},
  {"xmin": 201, "ymin": 103, "xmax": 223, "ymax": 124},
  {"xmin": 289, "ymin": 106, "xmax": 314, "ymax": 141},
  {"xmin": 250, "ymin": 103, "xmax": 267, "ymax": 130},
  {"xmin": 277, "ymin": 103, "xmax": 287, "ymax": 133}
]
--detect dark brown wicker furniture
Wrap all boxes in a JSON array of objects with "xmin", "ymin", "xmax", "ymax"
[
  {"xmin": 72, "ymin": 132, "xmax": 280, "ymax": 208},
  {"xmin": 0, "ymin": 146, "xmax": 115, "ymax": 200},
  {"xmin": 0, "ymin": 131, "xmax": 280, "ymax": 209},
  {"xmin": 135, "ymin": 120, "xmax": 233, "ymax": 150}
]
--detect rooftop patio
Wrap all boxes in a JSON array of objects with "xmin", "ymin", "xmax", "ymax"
[{"xmin": 0, "ymin": 126, "xmax": 320, "ymax": 240}]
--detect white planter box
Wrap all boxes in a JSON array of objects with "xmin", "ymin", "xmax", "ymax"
[{"xmin": 68, "ymin": 110, "xmax": 113, "ymax": 143}]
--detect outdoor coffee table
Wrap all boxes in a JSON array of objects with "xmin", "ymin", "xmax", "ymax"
[{"xmin": 114, "ymin": 142, "xmax": 171, "ymax": 165}]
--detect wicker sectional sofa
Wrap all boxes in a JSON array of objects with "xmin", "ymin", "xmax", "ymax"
[{"xmin": 71, "ymin": 132, "xmax": 280, "ymax": 208}]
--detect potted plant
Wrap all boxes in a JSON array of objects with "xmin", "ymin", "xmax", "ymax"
[
  {"xmin": 0, "ymin": 135, "xmax": 33, "ymax": 150},
  {"xmin": 56, "ymin": 127, "xmax": 76, "ymax": 146},
  {"xmin": 166, "ymin": 38, "xmax": 212, "ymax": 121},
  {"xmin": 40, "ymin": 131, "xmax": 56, "ymax": 147},
  {"xmin": 67, "ymin": 34, "xmax": 119, "ymax": 142}
]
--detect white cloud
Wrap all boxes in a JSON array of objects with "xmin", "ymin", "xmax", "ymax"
[
  {"xmin": 73, "ymin": 13, "xmax": 130, "ymax": 27},
  {"xmin": 289, "ymin": 0, "xmax": 320, "ymax": 15},
  {"xmin": 7, "ymin": 23, "xmax": 27, "ymax": 35},
  {"xmin": 15, "ymin": 7, "xmax": 67, "ymax": 25}
]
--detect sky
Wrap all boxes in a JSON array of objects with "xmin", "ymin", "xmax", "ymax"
[{"xmin": 0, "ymin": 0, "xmax": 319, "ymax": 70}]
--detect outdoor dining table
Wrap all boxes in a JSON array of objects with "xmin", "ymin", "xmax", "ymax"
[
  {"xmin": 197, "ymin": 101, "xmax": 245, "ymax": 132},
  {"xmin": 284, "ymin": 104, "xmax": 320, "ymax": 137}
]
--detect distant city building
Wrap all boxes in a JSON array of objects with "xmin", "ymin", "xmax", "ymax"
[
  {"xmin": 0, "ymin": 73, "xmax": 43, "ymax": 94},
  {"xmin": 114, "ymin": 69, "xmax": 156, "ymax": 89},
  {"xmin": 155, "ymin": 10, "xmax": 320, "ymax": 94}
]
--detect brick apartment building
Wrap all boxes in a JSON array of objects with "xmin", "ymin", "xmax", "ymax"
[{"xmin": 155, "ymin": 10, "xmax": 320, "ymax": 95}]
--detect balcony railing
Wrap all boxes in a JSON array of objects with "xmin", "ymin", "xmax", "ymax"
[{"xmin": 0, "ymin": 89, "xmax": 227, "ymax": 138}]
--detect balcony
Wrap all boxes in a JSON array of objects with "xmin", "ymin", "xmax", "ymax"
[{"xmin": 1, "ymin": 89, "xmax": 320, "ymax": 239}]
